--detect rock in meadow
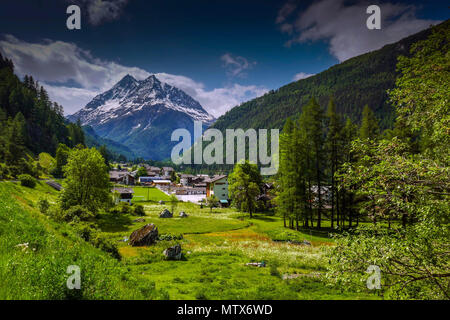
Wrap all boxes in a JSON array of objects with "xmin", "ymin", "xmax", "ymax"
[
  {"xmin": 129, "ymin": 223, "xmax": 158, "ymax": 246},
  {"xmin": 179, "ymin": 211, "xmax": 188, "ymax": 218},
  {"xmin": 163, "ymin": 244, "xmax": 182, "ymax": 260},
  {"xmin": 159, "ymin": 209, "xmax": 173, "ymax": 218}
]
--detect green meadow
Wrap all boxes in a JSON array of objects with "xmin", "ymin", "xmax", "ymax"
[{"xmin": 0, "ymin": 181, "xmax": 379, "ymax": 300}]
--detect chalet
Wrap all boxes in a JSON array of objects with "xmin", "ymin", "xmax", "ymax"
[
  {"xmin": 180, "ymin": 174, "xmax": 195, "ymax": 186},
  {"xmin": 112, "ymin": 187, "xmax": 134, "ymax": 204},
  {"xmin": 109, "ymin": 170, "xmax": 135, "ymax": 185},
  {"xmin": 162, "ymin": 167, "xmax": 174, "ymax": 176},
  {"xmin": 146, "ymin": 166, "xmax": 161, "ymax": 176},
  {"xmin": 205, "ymin": 175, "xmax": 229, "ymax": 205}
]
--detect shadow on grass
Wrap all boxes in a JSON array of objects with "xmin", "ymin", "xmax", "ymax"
[{"xmin": 97, "ymin": 212, "xmax": 135, "ymax": 232}]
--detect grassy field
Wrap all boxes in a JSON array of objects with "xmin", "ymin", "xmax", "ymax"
[
  {"xmin": 0, "ymin": 181, "xmax": 380, "ymax": 300},
  {"xmin": 131, "ymin": 186, "xmax": 171, "ymax": 202}
]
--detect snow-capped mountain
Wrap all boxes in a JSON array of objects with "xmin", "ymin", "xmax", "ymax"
[{"xmin": 68, "ymin": 74, "xmax": 215, "ymax": 160}]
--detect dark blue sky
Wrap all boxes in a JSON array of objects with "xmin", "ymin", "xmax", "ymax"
[{"xmin": 0, "ymin": 0, "xmax": 447, "ymax": 116}]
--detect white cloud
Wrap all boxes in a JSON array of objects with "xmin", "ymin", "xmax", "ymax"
[
  {"xmin": 70, "ymin": 0, "xmax": 130, "ymax": 26},
  {"xmin": 0, "ymin": 35, "xmax": 267, "ymax": 117},
  {"xmin": 293, "ymin": 72, "xmax": 314, "ymax": 81},
  {"xmin": 220, "ymin": 53, "xmax": 256, "ymax": 78},
  {"xmin": 154, "ymin": 73, "xmax": 268, "ymax": 118},
  {"xmin": 277, "ymin": 0, "xmax": 440, "ymax": 62}
]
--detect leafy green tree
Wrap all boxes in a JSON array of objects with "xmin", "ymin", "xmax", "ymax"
[
  {"xmin": 329, "ymin": 23, "xmax": 450, "ymax": 299},
  {"xmin": 51, "ymin": 143, "xmax": 70, "ymax": 178},
  {"xmin": 389, "ymin": 23, "xmax": 449, "ymax": 162},
  {"xmin": 206, "ymin": 195, "xmax": 219, "ymax": 213},
  {"xmin": 229, "ymin": 160, "xmax": 261, "ymax": 218},
  {"xmin": 60, "ymin": 147, "xmax": 110, "ymax": 213},
  {"xmin": 135, "ymin": 166, "xmax": 148, "ymax": 179}
]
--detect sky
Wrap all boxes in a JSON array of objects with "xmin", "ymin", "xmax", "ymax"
[{"xmin": 0, "ymin": 0, "xmax": 447, "ymax": 117}]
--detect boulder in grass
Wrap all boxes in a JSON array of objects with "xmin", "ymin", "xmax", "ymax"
[
  {"xmin": 129, "ymin": 223, "xmax": 158, "ymax": 246},
  {"xmin": 159, "ymin": 209, "xmax": 173, "ymax": 218},
  {"xmin": 163, "ymin": 244, "xmax": 182, "ymax": 260},
  {"xmin": 179, "ymin": 211, "xmax": 188, "ymax": 218},
  {"xmin": 159, "ymin": 200, "xmax": 165, "ymax": 205},
  {"xmin": 302, "ymin": 240, "xmax": 312, "ymax": 246}
]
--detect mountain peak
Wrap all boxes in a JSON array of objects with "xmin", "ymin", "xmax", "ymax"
[{"xmin": 116, "ymin": 74, "xmax": 137, "ymax": 86}]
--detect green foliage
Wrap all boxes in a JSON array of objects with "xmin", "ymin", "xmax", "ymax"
[
  {"xmin": 135, "ymin": 166, "xmax": 148, "ymax": 178},
  {"xmin": 389, "ymin": 21, "xmax": 449, "ymax": 162},
  {"xmin": 90, "ymin": 233, "xmax": 121, "ymax": 260},
  {"xmin": 206, "ymin": 195, "xmax": 219, "ymax": 213},
  {"xmin": 18, "ymin": 174, "xmax": 36, "ymax": 188},
  {"xmin": 50, "ymin": 143, "xmax": 70, "ymax": 178},
  {"xmin": 229, "ymin": 160, "xmax": 262, "ymax": 218},
  {"xmin": 133, "ymin": 204, "xmax": 145, "ymax": 216},
  {"xmin": 359, "ymin": 105, "xmax": 380, "ymax": 140},
  {"xmin": 329, "ymin": 22, "xmax": 450, "ymax": 300},
  {"xmin": 0, "ymin": 182, "xmax": 156, "ymax": 299},
  {"xmin": 60, "ymin": 147, "xmax": 110, "ymax": 213},
  {"xmin": 62, "ymin": 205, "xmax": 95, "ymax": 222},
  {"xmin": 37, "ymin": 197, "xmax": 50, "ymax": 214}
]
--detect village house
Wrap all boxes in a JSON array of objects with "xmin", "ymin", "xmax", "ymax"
[
  {"xmin": 162, "ymin": 167, "xmax": 174, "ymax": 176},
  {"xmin": 109, "ymin": 170, "xmax": 135, "ymax": 185},
  {"xmin": 180, "ymin": 174, "xmax": 195, "ymax": 186},
  {"xmin": 205, "ymin": 175, "xmax": 229, "ymax": 206},
  {"xmin": 112, "ymin": 187, "xmax": 134, "ymax": 204}
]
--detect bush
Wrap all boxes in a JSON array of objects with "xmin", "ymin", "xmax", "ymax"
[
  {"xmin": 72, "ymin": 221, "xmax": 98, "ymax": 241},
  {"xmin": 62, "ymin": 205, "xmax": 94, "ymax": 222},
  {"xmin": 91, "ymin": 233, "xmax": 121, "ymax": 260},
  {"xmin": 37, "ymin": 198, "xmax": 50, "ymax": 214},
  {"xmin": 18, "ymin": 174, "xmax": 36, "ymax": 188},
  {"xmin": 110, "ymin": 202, "xmax": 132, "ymax": 214},
  {"xmin": 133, "ymin": 204, "xmax": 145, "ymax": 216}
]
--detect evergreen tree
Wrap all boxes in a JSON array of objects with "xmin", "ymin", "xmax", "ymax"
[
  {"xmin": 326, "ymin": 98, "xmax": 343, "ymax": 229},
  {"xmin": 359, "ymin": 105, "xmax": 379, "ymax": 140}
]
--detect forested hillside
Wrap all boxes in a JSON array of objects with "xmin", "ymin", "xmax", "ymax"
[
  {"xmin": 0, "ymin": 53, "xmax": 87, "ymax": 177},
  {"xmin": 83, "ymin": 125, "xmax": 136, "ymax": 161},
  {"xmin": 212, "ymin": 22, "xmax": 444, "ymax": 132}
]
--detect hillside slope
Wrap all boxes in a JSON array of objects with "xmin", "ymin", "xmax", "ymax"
[
  {"xmin": 0, "ymin": 181, "xmax": 156, "ymax": 299},
  {"xmin": 211, "ymin": 22, "xmax": 447, "ymax": 132},
  {"xmin": 83, "ymin": 125, "xmax": 137, "ymax": 160}
]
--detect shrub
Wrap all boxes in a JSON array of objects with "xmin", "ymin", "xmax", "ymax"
[
  {"xmin": 37, "ymin": 198, "xmax": 50, "ymax": 214},
  {"xmin": 133, "ymin": 204, "xmax": 145, "ymax": 216},
  {"xmin": 72, "ymin": 221, "xmax": 98, "ymax": 241},
  {"xmin": 62, "ymin": 205, "xmax": 94, "ymax": 222},
  {"xmin": 18, "ymin": 174, "xmax": 36, "ymax": 188},
  {"xmin": 110, "ymin": 202, "xmax": 132, "ymax": 214},
  {"xmin": 91, "ymin": 233, "xmax": 121, "ymax": 260}
]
